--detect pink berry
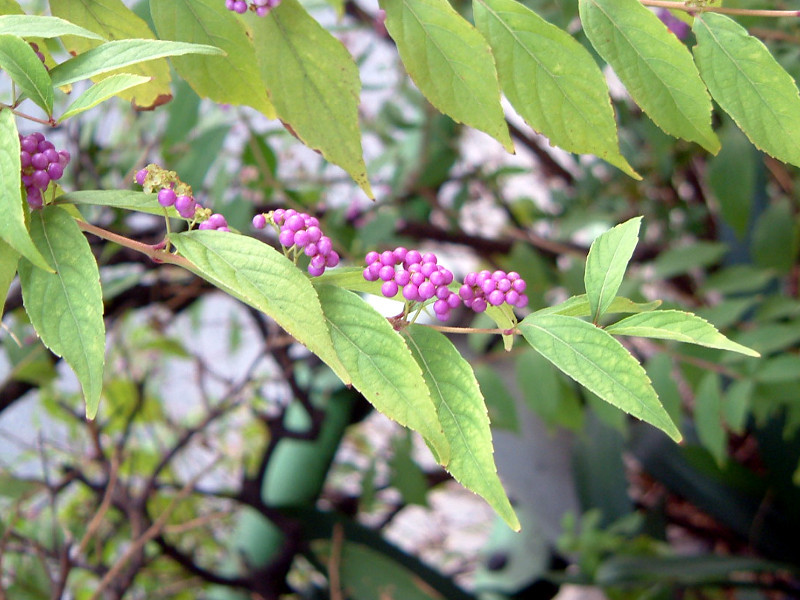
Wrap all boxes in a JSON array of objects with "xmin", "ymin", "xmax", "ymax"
[
  {"xmin": 279, "ymin": 229, "xmax": 295, "ymax": 247},
  {"xmin": 252, "ymin": 214, "xmax": 267, "ymax": 229},
  {"xmin": 158, "ymin": 188, "xmax": 176, "ymax": 207},
  {"xmin": 135, "ymin": 168, "xmax": 147, "ymax": 185},
  {"xmin": 382, "ymin": 280, "xmax": 399, "ymax": 297},
  {"xmin": 46, "ymin": 162, "xmax": 64, "ymax": 180}
]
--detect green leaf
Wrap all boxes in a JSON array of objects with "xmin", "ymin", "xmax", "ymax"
[
  {"xmin": 150, "ymin": 0, "xmax": 274, "ymax": 118},
  {"xmin": 579, "ymin": 0, "xmax": 718, "ymax": 153},
  {"xmin": 652, "ymin": 241, "xmax": 728, "ymax": 279},
  {"xmin": 58, "ymin": 74, "xmax": 151, "ymax": 121},
  {"xmin": 694, "ymin": 373, "xmax": 726, "ymax": 468},
  {"xmin": 519, "ymin": 312, "xmax": 681, "ymax": 441},
  {"xmin": 314, "ymin": 285, "xmax": 450, "ymax": 465},
  {"xmin": 380, "ymin": 0, "xmax": 513, "ymax": 152},
  {"xmin": 0, "ymin": 238, "xmax": 19, "ymax": 320},
  {"xmin": 752, "ymin": 199, "xmax": 799, "ymax": 273},
  {"xmin": 755, "ymin": 355, "xmax": 800, "ymax": 383},
  {"xmin": 0, "ymin": 34, "xmax": 53, "ymax": 115},
  {"xmin": 693, "ymin": 13, "xmax": 800, "ymax": 167},
  {"xmin": 58, "ymin": 189, "xmax": 176, "ymax": 216},
  {"xmin": 389, "ymin": 432, "xmax": 429, "ymax": 507},
  {"xmin": 645, "ymin": 354, "xmax": 682, "ymax": 431},
  {"xmin": 473, "ymin": 364, "xmax": 519, "ymax": 433},
  {"xmin": 402, "ymin": 324, "xmax": 519, "ymax": 530},
  {"xmin": 606, "ymin": 310, "xmax": 760, "ymax": 357},
  {"xmin": 473, "ymin": 0, "xmax": 637, "ymax": 178},
  {"xmin": 314, "ymin": 266, "xmax": 383, "ymax": 296},
  {"xmin": 249, "ymin": 0, "xmax": 372, "ymax": 196},
  {"xmin": 169, "ymin": 231, "xmax": 349, "ymax": 384},
  {"xmin": 516, "ymin": 349, "xmax": 584, "ymax": 431},
  {"xmin": 0, "ymin": 15, "xmax": 105, "ymax": 40},
  {"xmin": 723, "ymin": 379, "xmax": 751, "ymax": 434},
  {"xmin": 536, "ymin": 294, "xmax": 660, "ymax": 318},
  {"xmin": 49, "ymin": 39, "xmax": 224, "ymax": 88},
  {"xmin": 707, "ymin": 121, "xmax": 756, "ymax": 239},
  {"xmin": 584, "ymin": 216, "xmax": 641, "ymax": 323},
  {"xmin": 0, "ymin": 108, "xmax": 52, "ymax": 272},
  {"xmin": 17, "ymin": 207, "xmax": 105, "ymax": 419},
  {"xmin": 49, "ymin": 0, "xmax": 173, "ymax": 110}
]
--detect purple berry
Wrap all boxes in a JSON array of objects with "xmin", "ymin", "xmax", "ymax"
[
  {"xmin": 43, "ymin": 148, "xmax": 58, "ymax": 164},
  {"xmin": 310, "ymin": 254, "xmax": 327, "ymax": 269},
  {"xmin": 317, "ymin": 237, "xmax": 333, "ymax": 256},
  {"xmin": 393, "ymin": 247, "xmax": 408, "ymax": 262},
  {"xmin": 505, "ymin": 290, "xmax": 520, "ymax": 306},
  {"xmin": 379, "ymin": 265, "xmax": 396, "ymax": 281},
  {"xmin": 395, "ymin": 270, "xmax": 410, "ymax": 286},
  {"xmin": 365, "ymin": 251, "xmax": 380, "ymax": 265},
  {"xmin": 472, "ymin": 298, "xmax": 487, "ymax": 312},
  {"xmin": 304, "ymin": 243, "xmax": 318, "ymax": 257},
  {"xmin": 26, "ymin": 187, "xmax": 43, "ymax": 209},
  {"xmin": 208, "ymin": 213, "xmax": 228, "ymax": 229},
  {"xmin": 363, "ymin": 267, "xmax": 379, "ymax": 282},
  {"xmin": 308, "ymin": 265, "xmax": 325, "ymax": 277},
  {"xmin": 253, "ymin": 214, "xmax": 267, "ymax": 229},
  {"xmin": 175, "ymin": 195, "xmax": 196, "ymax": 218},
  {"xmin": 31, "ymin": 153, "xmax": 47, "ymax": 170},
  {"xmin": 447, "ymin": 293, "xmax": 461, "ymax": 309},
  {"xmin": 306, "ymin": 226, "xmax": 322, "ymax": 243},
  {"xmin": 58, "ymin": 151, "xmax": 70, "ymax": 166},
  {"xmin": 382, "ymin": 280, "xmax": 399, "ymax": 297},
  {"xmin": 135, "ymin": 168, "xmax": 147, "ymax": 185},
  {"xmin": 31, "ymin": 170, "xmax": 50, "ymax": 190},
  {"xmin": 512, "ymin": 279, "xmax": 526, "ymax": 293},
  {"xmin": 488, "ymin": 290, "xmax": 505, "ymax": 306},
  {"xmin": 37, "ymin": 140, "xmax": 54, "ymax": 152},
  {"xmin": 158, "ymin": 188, "xmax": 176, "ymax": 207},
  {"xmin": 233, "ymin": 0, "xmax": 247, "ymax": 13},
  {"xmin": 286, "ymin": 214, "xmax": 305, "ymax": 232},
  {"xmin": 20, "ymin": 136, "xmax": 37, "ymax": 154},
  {"xmin": 326, "ymin": 252, "xmax": 339, "ymax": 268},
  {"xmin": 418, "ymin": 281, "xmax": 435, "ymax": 300},
  {"xmin": 404, "ymin": 250, "xmax": 422, "ymax": 267},
  {"xmin": 279, "ymin": 229, "xmax": 295, "ymax": 247},
  {"xmin": 294, "ymin": 230, "xmax": 310, "ymax": 247},
  {"xmin": 402, "ymin": 283, "xmax": 419, "ymax": 301},
  {"xmin": 20, "ymin": 151, "xmax": 31, "ymax": 168},
  {"xmin": 272, "ymin": 209, "xmax": 286, "ymax": 224},
  {"xmin": 46, "ymin": 162, "xmax": 64, "ymax": 180}
]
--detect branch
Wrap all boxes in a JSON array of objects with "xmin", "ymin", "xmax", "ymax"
[{"xmin": 640, "ymin": 1, "xmax": 800, "ymax": 18}]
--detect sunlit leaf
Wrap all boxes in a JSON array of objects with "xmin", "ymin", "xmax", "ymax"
[
  {"xmin": 58, "ymin": 74, "xmax": 151, "ymax": 121},
  {"xmin": 0, "ymin": 34, "xmax": 53, "ymax": 115}
]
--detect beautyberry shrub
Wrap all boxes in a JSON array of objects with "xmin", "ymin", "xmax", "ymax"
[
  {"xmin": 459, "ymin": 270, "xmax": 528, "ymax": 313},
  {"xmin": 19, "ymin": 132, "xmax": 70, "ymax": 209},
  {"xmin": 252, "ymin": 209, "xmax": 339, "ymax": 276},
  {"xmin": 225, "ymin": 0, "xmax": 281, "ymax": 17}
]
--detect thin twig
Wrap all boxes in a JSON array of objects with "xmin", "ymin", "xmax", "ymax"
[{"xmin": 76, "ymin": 452, "xmax": 120, "ymax": 556}]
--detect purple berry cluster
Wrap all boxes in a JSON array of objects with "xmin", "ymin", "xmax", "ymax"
[
  {"xmin": 19, "ymin": 132, "xmax": 70, "ymax": 209},
  {"xmin": 459, "ymin": 270, "xmax": 528, "ymax": 313},
  {"xmin": 225, "ymin": 0, "xmax": 281, "ymax": 16},
  {"xmin": 134, "ymin": 165, "xmax": 229, "ymax": 231},
  {"xmin": 252, "ymin": 209, "xmax": 339, "ymax": 276},
  {"xmin": 363, "ymin": 248, "xmax": 460, "ymax": 322}
]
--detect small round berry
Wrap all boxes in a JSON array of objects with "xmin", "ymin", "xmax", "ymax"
[
  {"xmin": 208, "ymin": 213, "xmax": 228, "ymax": 229},
  {"xmin": 434, "ymin": 299, "xmax": 448, "ymax": 316},
  {"xmin": 505, "ymin": 290, "xmax": 520, "ymax": 305},
  {"xmin": 43, "ymin": 148, "xmax": 59, "ymax": 164},
  {"xmin": 272, "ymin": 208, "xmax": 286, "ymax": 224},
  {"xmin": 380, "ymin": 250, "xmax": 396, "ymax": 266},
  {"xmin": 255, "ymin": 6, "xmax": 268, "ymax": 16},
  {"xmin": 31, "ymin": 153, "xmax": 48, "ymax": 170},
  {"xmin": 418, "ymin": 281, "xmax": 435, "ymax": 300},
  {"xmin": 225, "ymin": 0, "xmax": 235, "ymax": 8},
  {"xmin": 404, "ymin": 250, "xmax": 422, "ymax": 267},
  {"xmin": 58, "ymin": 151, "xmax": 70, "ymax": 166},
  {"xmin": 379, "ymin": 265, "xmax": 396, "ymax": 281},
  {"xmin": 410, "ymin": 271, "xmax": 425, "ymax": 287},
  {"xmin": 420, "ymin": 262, "xmax": 437, "ymax": 277},
  {"xmin": 472, "ymin": 298, "xmax": 487, "ymax": 313},
  {"xmin": 233, "ymin": 0, "xmax": 248, "ymax": 13},
  {"xmin": 31, "ymin": 170, "xmax": 50, "ymax": 190},
  {"xmin": 488, "ymin": 290, "xmax": 505, "ymax": 306},
  {"xmin": 317, "ymin": 237, "xmax": 333, "ymax": 256},
  {"xmin": 37, "ymin": 140, "xmax": 54, "ymax": 152},
  {"xmin": 381, "ymin": 280, "xmax": 399, "ymax": 298},
  {"xmin": 436, "ymin": 285, "xmax": 451, "ymax": 299},
  {"xmin": 306, "ymin": 226, "xmax": 322, "ymax": 243},
  {"xmin": 304, "ymin": 243, "xmax": 318, "ymax": 257},
  {"xmin": 516, "ymin": 294, "xmax": 529, "ymax": 308},
  {"xmin": 286, "ymin": 214, "xmax": 305, "ymax": 232},
  {"xmin": 46, "ymin": 162, "xmax": 64, "ymax": 180},
  {"xmin": 279, "ymin": 229, "xmax": 295, "ymax": 247},
  {"xmin": 325, "ymin": 252, "xmax": 339, "ymax": 268},
  {"xmin": 158, "ymin": 188, "xmax": 177, "ymax": 207},
  {"xmin": 464, "ymin": 272, "xmax": 477, "ymax": 287},
  {"xmin": 393, "ymin": 247, "xmax": 408, "ymax": 262},
  {"xmin": 308, "ymin": 264, "xmax": 325, "ymax": 277},
  {"xmin": 175, "ymin": 195, "xmax": 194, "ymax": 216},
  {"xmin": 26, "ymin": 187, "xmax": 43, "ymax": 209},
  {"xmin": 135, "ymin": 168, "xmax": 148, "ymax": 185},
  {"xmin": 310, "ymin": 254, "xmax": 326, "ymax": 270},
  {"xmin": 402, "ymin": 283, "xmax": 419, "ymax": 301},
  {"xmin": 363, "ymin": 267, "xmax": 379, "ymax": 282},
  {"xmin": 294, "ymin": 230, "xmax": 310, "ymax": 247},
  {"xmin": 481, "ymin": 279, "xmax": 497, "ymax": 294},
  {"xmin": 252, "ymin": 214, "xmax": 267, "ymax": 229},
  {"xmin": 459, "ymin": 284, "xmax": 474, "ymax": 301},
  {"xmin": 20, "ymin": 151, "xmax": 31, "ymax": 168},
  {"xmin": 497, "ymin": 278, "xmax": 512, "ymax": 292},
  {"xmin": 20, "ymin": 136, "xmax": 37, "ymax": 154},
  {"xmin": 512, "ymin": 279, "xmax": 527, "ymax": 293},
  {"xmin": 447, "ymin": 292, "xmax": 461, "ymax": 309},
  {"xmin": 394, "ymin": 270, "xmax": 410, "ymax": 286},
  {"xmin": 367, "ymin": 262, "xmax": 382, "ymax": 279},
  {"xmin": 365, "ymin": 251, "xmax": 380, "ymax": 265}
]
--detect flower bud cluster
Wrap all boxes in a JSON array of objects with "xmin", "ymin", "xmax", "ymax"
[
  {"xmin": 459, "ymin": 270, "xmax": 528, "ymax": 313},
  {"xmin": 20, "ymin": 132, "xmax": 70, "ymax": 209},
  {"xmin": 225, "ymin": 0, "xmax": 281, "ymax": 16},
  {"xmin": 134, "ymin": 165, "xmax": 229, "ymax": 231},
  {"xmin": 363, "ymin": 248, "xmax": 460, "ymax": 322},
  {"xmin": 252, "ymin": 209, "xmax": 339, "ymax": 276}
]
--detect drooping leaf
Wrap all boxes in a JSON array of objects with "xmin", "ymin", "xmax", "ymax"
[
  {"xmin": 579, "ymin": 0, "xmax": 718, "ymax": 153},
  {"xmin": 249, "ymin": 0, "xmax": 372, "ymax": 196},
  {"xmin": 473, "ymin": 0, "xmax": 637, "ymax": 177},
  {"xmin": 381, "ymin": 0, "xmax": 513, "ymax": 152},
  {"xmin": 58, "ymin": 74, "xmax": 151, "ymax": 121},
  {"xmin": 169, "ymin": 231, "xmax": 349, "ymax": 384},
  {"xmin": 519, "ymin": 312, "xmax": 681, "ymax": 441},
  {"xmin": 0, "ymin": 238, "xmax": 19, "ymax": 320},
  {"xmin": 403, "ymin": 324, "xmax": 519, "ymax": 530},
  {"xmin": 0, "ymin": 34, "xmax": 53, "ymax": 115},
  {"xmin": 694, "ymin": 373, "xmax": 726, "ymax": 468},
  {"xmin": 536, "ymin": 294, "xmax": 660, "ymax": 318},
  {"xmin": 314, "ymin": 285, "xmax": 450, "ymax": 465},
  {"xmin": 693, "ymin": 12, "xmax": 800, "ymax": 167},
  {"xmin": 584, "ymin": 216, "xmax": 641, "ymax": 323},
  {"xmin": 150, "ymin": 0, "xmax": 274, "ymax": 118},
  {"xmin": 49, "ymin": 39, "xmax": 224, "ymax": 88},
  {"xmin": 0, "ymin": 108, "xmax": 52, "ymax": 272},
  {"xmin": 707, "ymin": 121, "xmax": 756, "ymax": 239},
  {"xmin": 752, "ymin": 199, "xmax": 799, "ymax": 273},
  {"xmin": 0, "ymin": 15, "xmax": 105, "ymax": 40},
  {"xmin": 49, "ymin": 0, "xmax": 172, "ymax": 109},
  {"xmin": 17, "ymin": 207, "xmax": 105, "ymax": 419},
  {"xmin": 606, "ymin": 310, "xmax": 760, "ymax": 357}
]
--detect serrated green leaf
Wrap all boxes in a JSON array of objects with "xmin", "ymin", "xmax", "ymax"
[
  {"xmin": 0, "ymin": 15, "xmax": 105, "ymax": 40},
  {"xmin": 579, "ymin": 0, "xmax": 718, "ymax": 153},
  {"xmin": 381, "ymin": 0, "xmax": 512, "ymax": 152},
  {"xmin": 150, "ymin": 0, "xmax": 274, "ymax": 118},
  {"xmin": 519, "ymin": 312, "xmax": 681, "ymax": 441},
  {"xmin": 58, "ymin": 74, "xmax": 151, "ymax": 121},
  {"xmin": 693, "ymin": 13, "xmax": 800, "ymax": 167},
  {"xmin": 0, "ymin": 108, "xmax": 52, "ymax": 272},
  {"xmin": 17, "ymin": 207, "xmax": 105, "ymax": 419},
  {"xmin": 536, "ymin": 294, "xmax": 661, "ymax": 318},
  {"xmin": 248, "ymin": 0, "xmax": 372, "ymax": 196},
  {"xmin": 0, "ymin": 238, "xmax": 19, "ymax": 320},
  {"xmin": 606, "ymin": 310, "xmax": 759, "ymax": 357},
  {"xmin": 49, "ymin": 39, "xmax": 223, "ymax": 88},
  {"xmin": 694, "ymin": 373, "xmax": 726, "ymax": 467},
  {"xmin": 49, "ymin": 0, "xmax": 172, "ymax": 110},
  {"xmin": 170, "ymin": 231, "xmax": 349, "ymax": 384},
  {"xmin": 0, "ymin": 34, "xmax": 53, "ymax": 115},
  {"xmin": 473, "ymin": 0, "xmax": 637, "ymax": 177},
  {"xmin": 403, "ymin": 324, "xmax": 519, "ymax": 530},
  {"xmin": 584, "ymin": 217, "xmax": 641, "ymax": 323},
  {"xmin": 314, "ymin": 285, "xmax": 450, "ymax": 465}
]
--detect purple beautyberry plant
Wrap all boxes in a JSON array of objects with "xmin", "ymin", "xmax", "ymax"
[
  {"xmin": 19, "ymin": 132, "xmax": 70, "ymax": 209},
  {"xmin": 252, "ymin": 209, "xmax": 339, "ymax": 276}
]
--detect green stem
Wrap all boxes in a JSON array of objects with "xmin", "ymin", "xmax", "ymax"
[
  {"xmin": 0, "ymin": 102, "xmax": 54, "ymax": 126},
  {"xmin": 640, "ymin": 0, "xmax": 800, "ymax": 18},
  {"xmin": 425, "ymin": 324, "xmax": 520, "ymax": 335}
]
